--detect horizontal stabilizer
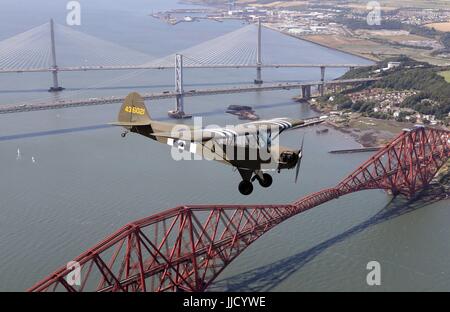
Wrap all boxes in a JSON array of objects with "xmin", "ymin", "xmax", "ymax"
[
  {"xmin": 150, "ymin": 131, "xmax": 215, "ymax": 142},
  {"xmin": 109, "ymin": 121, "xmax": 151, "ymax": 127}
]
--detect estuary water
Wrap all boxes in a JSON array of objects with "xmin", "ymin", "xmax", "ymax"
[{"xmin": 0, "ymin": 0, "xmax": 449, "ymax": 292}]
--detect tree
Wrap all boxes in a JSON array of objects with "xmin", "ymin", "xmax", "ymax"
[{"xmin": 351, "ymin": 101, "xmax": 363, "ymax": 111}]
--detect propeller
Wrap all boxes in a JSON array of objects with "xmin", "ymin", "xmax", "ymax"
[{"xmin": 295, "ymin": 136, "xmax": 305, "ymax": 184}]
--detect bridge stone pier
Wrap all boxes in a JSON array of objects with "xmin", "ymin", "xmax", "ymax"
[
  {"xmin": 301, "ymin": 85, "xmax": 312, "ymax": 100},
  {"xmin": 318, "ymin": 66, "xmax": 326, "ymax": 97}
]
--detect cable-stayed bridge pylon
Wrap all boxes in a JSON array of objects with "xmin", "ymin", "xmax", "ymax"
[{"xmin": 0, "ymin": 20, "xmax": 155, "ymax": 91}]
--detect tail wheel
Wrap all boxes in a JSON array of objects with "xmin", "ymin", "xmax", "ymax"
[
  {"xmin": 238, "ymin": 181, "xmax": 254, "ymax": 196},
  {"xmin": 258, "ymin": 173, "xmax": 273, "ymax": 188}
]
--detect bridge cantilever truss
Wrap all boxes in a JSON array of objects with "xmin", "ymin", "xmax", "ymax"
[{"xmin": 29, "ymin": 127, "xmax": 449, "ymax": 292}]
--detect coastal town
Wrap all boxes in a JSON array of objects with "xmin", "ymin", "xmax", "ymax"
[
  {"xmin": 156, "ymin": 1, "xmax": 450, "ymax": 64},
  {"xmin": 311, "ymin": 60, "xmax": 450, "ymax": 139}
]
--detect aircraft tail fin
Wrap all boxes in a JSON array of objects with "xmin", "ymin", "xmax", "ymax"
[{"xmin": 113, "ymin": 92, "xmax": 152, "ymax": 127}]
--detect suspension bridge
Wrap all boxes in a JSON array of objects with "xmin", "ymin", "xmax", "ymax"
[
  {"xmin": 0, "ymin": 77, "xmax": 378, "ymax": 114},
  {"xmin": 0, "ymin": 20, "xmax": 370, "ymax": 117},
  {"xmin": 29, "ymin": 126, "xmax": 449, "ymax": 292}
]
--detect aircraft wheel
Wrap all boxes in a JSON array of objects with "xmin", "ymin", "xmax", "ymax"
[
  {"xmin": 238, "ymin": 181, "xmax": 254, "ymax": 196},
  {"xmin": 258, "ymin": 174, "xmax": 273, "ymax": 188},
  {"xmin": 121, "ymin": 132, "xmax": 127, "ymax": 138}
]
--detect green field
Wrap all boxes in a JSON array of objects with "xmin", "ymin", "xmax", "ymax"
[
  {"xmin": 439, "ymin": 71, "xmax": 450, "ymax": 83},
  {"xmin": 349, "ymin": 0, "xmax": 450, "ymax": 9}
]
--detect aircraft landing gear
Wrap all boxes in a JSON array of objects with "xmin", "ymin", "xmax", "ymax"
[
  {"xmin": 237, "ymin": 169, "xmax": 274, "ymax": 195},
  {"xmin": 257, "ymin": 173, "xmax": 273, "ymax": 188},
  {"xmin": 238, "ymin": 180, "xmax": 254, "ymax": 196},
  {"xmin": 121, "ymin": 131, "xmax": 128, "ymax": 138},
  {"xmin": 237, "ymin": 169, "xmax": 254, "ymax": 196}
]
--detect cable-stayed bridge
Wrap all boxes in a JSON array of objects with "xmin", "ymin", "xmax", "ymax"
[
  {"xmin": 0, "ymin": 20, "xmax": 153, "ymax": 73},
  {"xmin": 0, "ymin": 20, "xmax": 365, "ymax": 73},
  {"xmin": 0, "ymin": 20, "xmax": 370, "ymax": 117}
]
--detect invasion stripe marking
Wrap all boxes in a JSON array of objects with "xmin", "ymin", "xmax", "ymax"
[{"xmin": 208, "ymin": 130, "xmax": 228, "ymax": 138}]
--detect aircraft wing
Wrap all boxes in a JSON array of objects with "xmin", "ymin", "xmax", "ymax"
[
  {"xmin": 149, "ymin": 118, "xmax": 324, "ymax": 142},
  {"xmin": 235, "ymin": 118, "xmax": 324, "ymax": 134}
]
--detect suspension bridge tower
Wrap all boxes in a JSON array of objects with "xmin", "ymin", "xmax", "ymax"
[
  {"xmin": 254, "ymin": 19, "xmax": 263, "ymax": 85},
  {"xmin": 168, "ymin": 54, "xmax": 192, "ymax": 119}
]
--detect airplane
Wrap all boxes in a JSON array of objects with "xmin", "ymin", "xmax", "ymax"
[{"xmin": 111, "ymin": 92, "xmax": 324, "ymax": 195}]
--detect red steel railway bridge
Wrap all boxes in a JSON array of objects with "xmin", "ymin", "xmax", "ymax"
[{"xmin": 29, "ymin": 126, "xmax": 450, "ymax": 292}]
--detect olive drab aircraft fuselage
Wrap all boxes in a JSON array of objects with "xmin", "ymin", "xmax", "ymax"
[{"xmin": 112, "ymin": 92, "xmax": 322, "ymax": 195}]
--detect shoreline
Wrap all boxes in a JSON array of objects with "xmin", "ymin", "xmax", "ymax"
[
  {"xmin": 297, "ymin": 35, "xmax": 380, "ymax": 62},
  {"xmin": 324, "ymin": 120, "xmax": 388, "ymax": 148},
  {"xmin": 303, "ymin": 100, "xmax": 409, "ymax": 148},
  {"xmin": 263, "ymin": 24, "xmax": 379, "ymax": 62},
  {"xmin": 297, "ymin": 99, "xmax": 380, "ymax": 148}
]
